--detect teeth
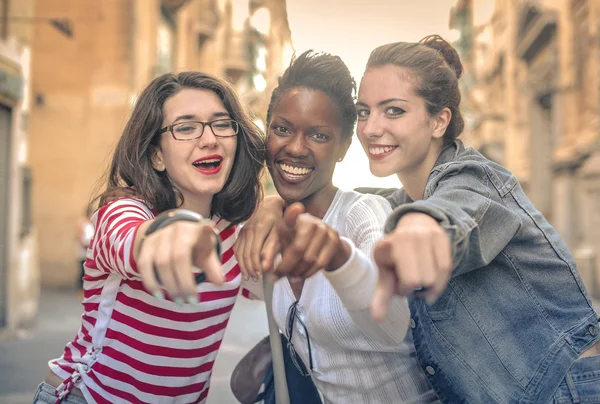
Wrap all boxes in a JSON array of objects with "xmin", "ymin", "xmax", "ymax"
[
  {"xmin": 369, "ymin": 146, "xmax": 397, "ymax": 155},
  {"xmin": 195, "ymin": 159, "xmax": 220, "ymax": 165},
  {"xmin": 279, "ymin": 163, "xmax": 312, "ymax": 175}
]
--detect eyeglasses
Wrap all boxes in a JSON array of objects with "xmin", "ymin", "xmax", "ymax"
[
  {"xmin": 159, "ymin": 119, "xmax": 239, "ymax": 141},
  {"xmin": 285, "ymin": 300, "xmax": 314, "ymax": 376}
]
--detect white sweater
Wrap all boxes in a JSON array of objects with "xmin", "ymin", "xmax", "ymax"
[{"xmin": 243, "ymin": 189, "xmax": 438, "ymax": 404}]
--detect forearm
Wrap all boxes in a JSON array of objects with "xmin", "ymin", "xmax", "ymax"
[
  {"xmin": 93, "ymin": 217, "xmax": 147, "ymax": 280},
  {"xmin": 324, "ymin": 239, "xmax": 410, "ymax": 346},
  {"xmin": 385, "ymin": 176, "xmax": 521, "ymax": 276},
  {"xmin": 91, "ymin": 199, "xmax": 154, "ymax": 280}
]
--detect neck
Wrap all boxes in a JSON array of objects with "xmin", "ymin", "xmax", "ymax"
[
  {"xmin": 293, "ymin": 184, "xmax": 338, "ymax": 219},
  {"xmin": 397, "ymin": 142, "xmax": 443, "ymax": 201},
  {"xmin": 180, "ymin": 194, "xmax": 212, "ymax": 218}
]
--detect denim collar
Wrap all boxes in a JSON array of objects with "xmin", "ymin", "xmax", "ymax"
[{"xmin": 432, "ymin": 139, "xmax": 464, "ymax": 170}]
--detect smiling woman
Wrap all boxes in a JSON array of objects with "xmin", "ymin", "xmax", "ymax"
[
  {"xmin": 34, "ymin": 72, "xmax": 266, "ymax": 404},
  {"xmin": 235, "ymin": 51, "xmax": 438, "ymax": 404},
  {"xmin": 266, "ymin": 87, "xmax": 347, "ymax": 209},
  {"xmin": 356, "ymin": 35, "xmax": 600, "ymax": 404},
  {"xmin": 150, "ymin": 88, "xmax": 240, "ymax": 214}
]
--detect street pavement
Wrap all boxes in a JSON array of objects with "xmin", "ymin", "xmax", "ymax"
[{"xmin": 0, "ymin": 288, "xmax": 269, "ymax": 404}]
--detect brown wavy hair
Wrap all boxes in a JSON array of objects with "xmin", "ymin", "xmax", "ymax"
[
  {"xmin": 105, "ymin": 72, "xmax": 266, "ymax": 224},
  {"xmin": 366, "ymin": 35, "xmax": 464, "ymax": 146}
]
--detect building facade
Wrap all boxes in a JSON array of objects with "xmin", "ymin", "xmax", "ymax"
[
  {"xmin": 28, "ymin": 0, "xmax": 292, "ymax": 288},
  {"xmin": 0, "ymin": 0, "xmax": 40, "ymax": 335},
  {"xmin": 453, "ymin": 0, "xmax": 600, "ymax": 296}
]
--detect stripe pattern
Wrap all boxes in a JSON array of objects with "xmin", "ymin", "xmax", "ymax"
[{"xmin": 49, "ymin": 199, "xmax": 240, "ymax": 404}]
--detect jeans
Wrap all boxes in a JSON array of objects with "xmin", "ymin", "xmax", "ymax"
[
  {"xmin": 552, "ymin": 355, "xmax": 600, "ymax": 403},
  {"xmin": 33, "ymin": 382, "xmax": 87, "ymax": 404}
]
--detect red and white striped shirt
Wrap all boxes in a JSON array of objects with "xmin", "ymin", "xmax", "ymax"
[{"xmin": 49, "ymin": 198, "xmax": 241, "ymax": 404}]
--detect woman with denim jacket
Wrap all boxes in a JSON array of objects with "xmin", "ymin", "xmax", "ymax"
[{"xmin": 355, "ymin": 35, "xmax": 600, "ymax": 403}]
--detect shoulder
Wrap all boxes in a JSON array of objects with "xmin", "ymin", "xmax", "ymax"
[
  {"xmin": 335, "ymin": 189, "xmax": 391, "ymax": 215},
  {"xmin": 349, "ymin": 192, "xmax": 392, "ymax": 216},
  {"xmin": 355, "ymin": 186, "xmax": 407, "ymax": 208},
  {"xmin": 335, "ymin": 190, "xmax": 391, "ymax": 232},
  {"xmin": 95, "ymin": 197, "xmax": 155, "ymax": 222},
  {"xmin": 429, "ymin": 149, "xmax": 517, "ymax": 196}
]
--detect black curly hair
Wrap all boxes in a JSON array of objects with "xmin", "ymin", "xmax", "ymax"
[{"xmin": 267, "ymin": 50, "xmax": 357, "ymax": 143}]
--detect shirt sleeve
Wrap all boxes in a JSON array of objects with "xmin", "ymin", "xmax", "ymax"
[
  {"xmin": 385, "ymin": 162, "xmax": 522, "ymax": 277},
  {"xmin": 323, "ymin": 195, "xmax": 411, "ymax": 346},
  {"xmin": 87, "ymin": 198, "xmax": 153, "ymax": 280}
]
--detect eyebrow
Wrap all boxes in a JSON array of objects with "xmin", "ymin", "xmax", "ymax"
[
  {"xmin": 272, "ymin": 116, "xmax": 294, "ymax": 127},
  {"xmin": 272, "ymin": 116, "xmax": 332, "ymax": 130},
  {"xmin": 172, "ymin": 111, "xmax": 230, "ymax": 123},
  {"xmin": 356, "ymin": 98, "xmax": 408, "ymax": 108}
]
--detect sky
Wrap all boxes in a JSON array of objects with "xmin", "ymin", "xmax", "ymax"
[{"xmin": 285, "ymin": 0, "xmax": 458, "ymax": 190}]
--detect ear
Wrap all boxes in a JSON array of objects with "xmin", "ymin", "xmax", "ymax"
[
  {"xmin": 150, "ymin": 146, "xmax": 166, "ymax": 172},
  {"xmin": 431, "ymin": 107, "xmax": 452, "ymax": 140},
  {"xmin": 337, "ymin": 137, "xmax": 352, "ymax": 162}
]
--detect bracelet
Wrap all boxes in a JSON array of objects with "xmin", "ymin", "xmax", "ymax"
[{"xmin": 141, "ymin": 209, "xmax": 221, "ymax": 284}]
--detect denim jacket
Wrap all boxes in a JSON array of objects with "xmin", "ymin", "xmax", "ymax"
[{"xmin": 360, "ymin": 140, "xmax": 600, "ymax": 403}]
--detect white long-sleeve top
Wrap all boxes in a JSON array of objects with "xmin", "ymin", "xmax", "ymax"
[{"xmin": 242, "ymin": 189, "xmax": 438, "ymax": 404}]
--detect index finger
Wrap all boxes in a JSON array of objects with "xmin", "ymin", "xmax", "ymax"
[
  {"xmin": 282, "ymin": 203, "xmax": 305, "ymax": 229},
  {"xmin": 193, "ymin": 225, "xmax": 224, "ymax": 284},
  {"xmin": 196, "ymin": 249, "xmax": 224, "ymax": 285},
  {"xmin": 426, "ymin": 231, "xmax": 453, "ymax": 304},
  {"xmin": 373, "ymin": 238, "xmax": 394, "ymax": 268},
  {"xmin": 371, "ymin": 265, "xmax": 397, "ymax": 322},
  {"xmin": 171, "ymin": 237, "xmax": 198, "ymax": 303}
]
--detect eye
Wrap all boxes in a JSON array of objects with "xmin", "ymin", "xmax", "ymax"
[
  {"xmin": 310, "ymin": 132, "xmax": 330, "ymax": 142},
  {"xmin": 212, "ymin": 120, "xmax": 233, "ymax": 130},
  {"xmin": 384, "ymin": 106, "xmax": 405, "ymax": 117},
  {"xmin": 356, "ymin": 108, "xmax": 369, "ymax": 120},
  {"xmin": 174, "ymin": 122, "xmax": 198, "ymax": 134},
  {"xmin": 272, "ymin": 125, "xmax": 291, "ymax": 136}
]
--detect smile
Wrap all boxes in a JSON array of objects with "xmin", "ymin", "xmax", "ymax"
[
  {"xmin": 276, "ymin": 162, "xmax": 314, "ymax": 183},
  {"xmin": 368, "ymin": 145, "xmax": 398, "ymax": 160},
  {"xmin": 369, "ymin": 145, "xmax": 398, "ymax": 155},
  {"xmin": 193, "ymin": 155, "xmax": 223, "ymax": 175}
]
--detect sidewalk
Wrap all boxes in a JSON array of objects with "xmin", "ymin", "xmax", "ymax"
[{"xmin": 0, "ymin": 288, "xmax": 269, "ymax": 404}]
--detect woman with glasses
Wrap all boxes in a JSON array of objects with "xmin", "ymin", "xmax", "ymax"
[
  {"xmin": 34, "ymin": 72, "xmax": 265, "ymax": 404},
  {"xmin": 236, "ymin": 51, "xmax": 438, "ymax": 404}
]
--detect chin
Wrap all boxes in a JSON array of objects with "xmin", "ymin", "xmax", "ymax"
[
  {"xmin": 195, "ymin": 184, "xmax": 226, "ymax": 197},
  {"xmin": 273, "ymin": 185, "xmax": 304, "ymax": 204},
  {"xmin": 369, "ymin": 163, "xmax": 395, "ymax": 178}
]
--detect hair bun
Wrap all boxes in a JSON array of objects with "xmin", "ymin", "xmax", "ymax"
[{"xmin": 419, "ymin": 35, "xmax": 463, "ymax": 79}]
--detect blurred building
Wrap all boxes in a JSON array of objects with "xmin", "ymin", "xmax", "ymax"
[
  {"xmin": 452, "ymin": 0, "xmax": 600, "ymax": 296},
  {"xmin": 0, "ymin": 0, "xmax": 40, "ymax": 335},
  {"xmin": 27, "ymin": 0, "xmax": 292, "ymax": 289}
]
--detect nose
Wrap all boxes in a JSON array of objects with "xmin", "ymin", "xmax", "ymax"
[
  {"xmin": 197, "ymin": 125, "xmax": 218, "ymax": 149},
  {"xmin": 358, "ymin": 114, "xmax": 383, "ymax": 140},
  {"xmin": 284, "ymin": 133, "xmax": 309, "ymax": 157}
]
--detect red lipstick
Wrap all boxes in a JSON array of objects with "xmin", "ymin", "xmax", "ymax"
[{"xmin": 193, "ymin": 154, "xmax": 223, "ymax": 175}]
